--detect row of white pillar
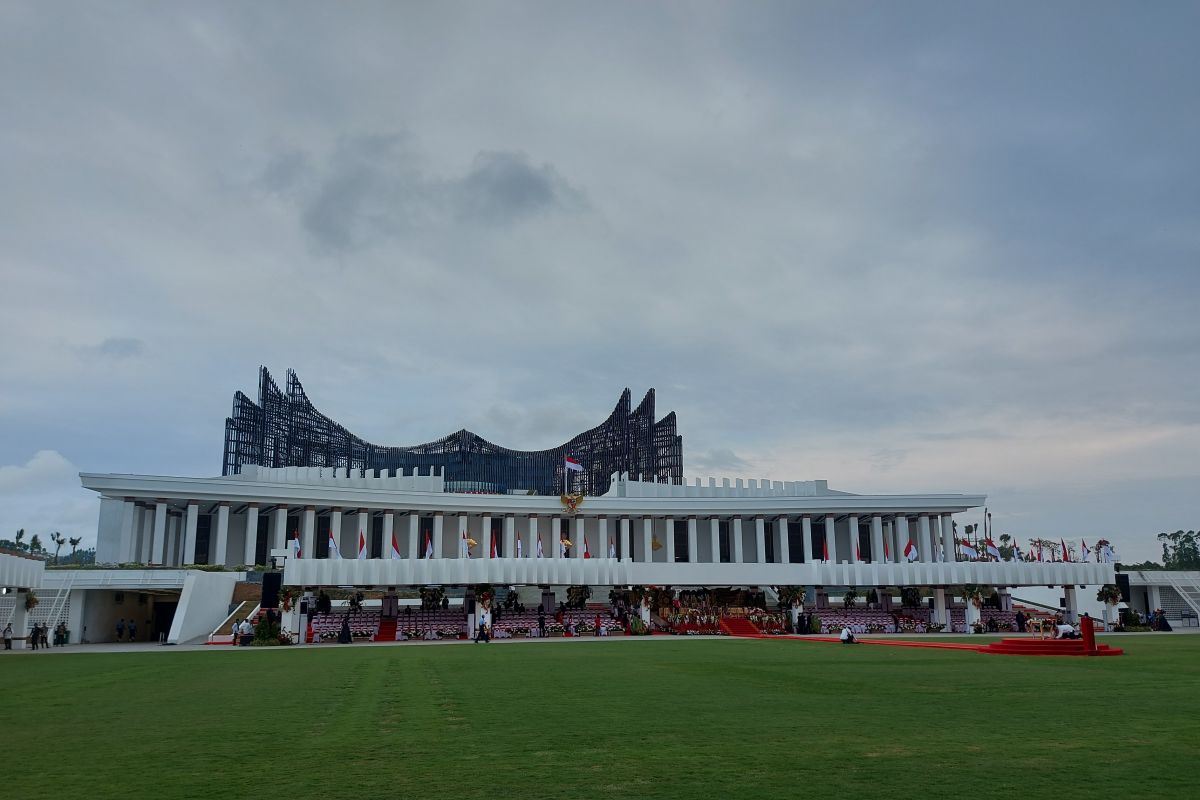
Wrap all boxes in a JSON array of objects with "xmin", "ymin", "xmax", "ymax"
[{"xmin": 114, "ymin": 500, "xmax": 957, "ymax": 568}]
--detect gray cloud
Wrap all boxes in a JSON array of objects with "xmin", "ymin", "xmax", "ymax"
[{"xmin": 0, "ymin": 2, "xmax": 1197, "ymax": 562}]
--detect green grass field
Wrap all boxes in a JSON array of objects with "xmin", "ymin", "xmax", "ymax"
[{"xmin": 3, "ymin": 635, "xmax": 1198, "ymax": 799}]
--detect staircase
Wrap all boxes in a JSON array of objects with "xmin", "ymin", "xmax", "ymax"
[
  {"xmin": 719, "ymin": 617, "xmax": 762, "ymax": 637},
  {"xmin": 1165, "ymin": 576, "xmax": 1200, "ymax": 618},
  {"xmin": 980, "ymin": 638, "xmax": 1123, "ymax": 657},
  {"xmin": 376, "ymin": 617, "xmax": 397, "ymax": 642}
]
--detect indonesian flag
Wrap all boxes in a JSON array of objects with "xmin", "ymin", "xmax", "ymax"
[
  {"xmin": 461, "ymin": 530, "xmax": 470, "ymax": 559},
  {"xmin": 883, "ymin": 535, "xmax": 890, "ymax": 561},
  {"xmin": 564, "ymin": 456, "xmax": 584, "ymax": 472},
  {"xmin": 291, "ymin": 531, "xmax": 302, "ymax": 559},
  {"xmin": 357, "ymin": 530, "xmax": 368, "ymax": 560},
  {"xmin": 1060, "ymin": 538, "xmax": 1069, "ymax": 563},
  {"xmin": 1080, "ymin": 539, "xmax": 1090, "ymax": 562},
  {"xmin": 490, "ymin": 533, "xmax": 498, "ymax": 558},
  {"xmin": 960, "ymin": 539, "xmax": 978, "ymax": 560},
  {"xmin": 424, "ymin": 532, "xmax": 433, "ymax": 559},
  {"xmin": 855, "ymin": 540, "xmax": 861, "ymax": 561},
  {"xmin": 609, "ymin": 536, "xmax": 616, "ymax": 558},
  {"xmin": 328, "ymin": 531, "xmax": 342, "ymax": 559},
  {"xmin": 904, "ymin": 540, "xmax": 918, "ymax": 562},
  {"xmin": 822, "ymin": 538, "xmax": 829, "ymax": 562},
  {"xmin": 516, "ymin": 536, "xmax": 523, "ymax": 559},
  {"xmin": 389, "ymin": 532, "xmax": 402, "ymax": 560},
  {"xmin": 536, "ymin": 536, "xmax": 544, "ymax": 559},
  {"xmin": 583, "ymin": 537, "xmax": 591, "ymax": 559},
  {"xmin": 985, "ymin": 538, "xmax": 1001, "ymax": 561},
  {"xmin": 1037, "ymin": 544, "xmax": 1044, "ymax": 562}
]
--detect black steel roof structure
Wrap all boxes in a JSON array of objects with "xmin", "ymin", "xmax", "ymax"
[{"xmin": 222, "ymin": 367, "xmax": 683, "ymax": 496}]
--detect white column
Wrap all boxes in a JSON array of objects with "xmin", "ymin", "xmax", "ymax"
[
  {"xmin": 481, "ymin": 515, "xmax": 493, "ymax": 559},
  {"xmin": 573, "ymin": 516, "xmax": 585, "ymax": 559},
  {"xmin": 801, "ymin": 516, "xmax": 813, "ymax": 563},
  {"xmin": 621, "ymin": 517, "xmax": 632, "ymax": 561},
  {"xmin": 895, "ymin": 515, "xmax": 910, "ymax": 563},
  {"xmin": 709, "ymin": 518, "xmax": 720, "ymax": 564},
  {"xmin": 139, "ymin": 504, "xmax": 154, "ymax": 563},
  {"xmin": 381, "ymin": 511, "xmax": 394, "ymax": 557},
  {"xmin": 776, "ymin": 517, "xmax": 789, "ymax": 564},
  {"xmin": 918, "ymin": 515, "xmax": 932, "ymax": 563},
  {"xmin": 152, "ymin": 501, "xmax": 167, "ymax": 565},
  {"xmin": 871, "ymin": 515, "xmax": 884, "ymax": 564},
  {"xmin": 552, "ymin": 517, "xmax": 563, "ymax": 559},
  {"xmin": 182, "ymin": 502, "xmax": 198, "ymax": 565},
  {"xmin": 754, "ymin": 517, "xmax": 766, "ymax": 564},
  {"xmin": 824, "ymin": 515, "xmax": 837, "ymax": 563},
  {"xmin": 243, "ymin": 504, "xmax": 259, "ymax": 565},
  {"xmin": 848, "ymin": 515, "xmax": 860, "ymax": 564},
  {"xmin": 934, "ymin": 588, "xmax": 949, "ymax": 627},
  {"xmin": 504, "ymin": 515, "xmax": 515, "ymax": 557},
  {"xmin": 432, "ymin": 513, "xmax": 444, "ymax": 558},
  {"xmin": 354, "ymin": 510, "xmax": 368, "ymax": 557},
  {"xmin": 732, "ymin": 518, "xmax": 744, "ymax": 563},
  {"xmin": 272, "ymin": 506, "xmax": 288, "ymax": 553},
  {"xmin": 1063, "ymin": 586, "xmax": 1078, "ymax": 624},
  {"xmin": 641, "ymin": 517, "xmax": 653, "ymax": 562},
  {"xmin": 408, "ymin": 513, "xmax": 419, "ymax": 559},
  {"xmin": 664, "ymin": 516, "xmax": 675, "ymax": 563},
  {"xmin": 330, "ymin": 509, "xmax": 343, "ymax": 559},
  {"xmin": 598, "ymin": 517, "xmax": 610, "ymax": 558},
  {"xmin": 165, "ymin": 515, "xmax": 178, "ymax": 566},
  {"xmin": 215, "ymin": 504, "xmax": 230, "ymax": 566},
  {"xmin": 941, "ymin": 514, "xmax": 955, "ymax": 562},
  {"xmin": 527, "ymin": 515, "xmax": 539, "ymax": 558},
  {"xmin": 11, "ymin": 593, "xmax": 28, "ymax": 649},
  {"xmin": 687, "ymin": 517, "xmax": 698, "ymax": 563},
  {"xmin": 117, "ymin": 499, "xmax": 136, "ymax": 562}
]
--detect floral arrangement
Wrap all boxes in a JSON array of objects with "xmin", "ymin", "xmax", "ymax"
[
  {"xmin": 24, "ymin": 592, "xmax": 39, "ymax": 611},
  {"xmin": 279, "ymin": 588, "xmax": 295, "ymax": 612}
]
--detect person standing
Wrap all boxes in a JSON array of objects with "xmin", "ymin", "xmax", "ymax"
[
  {"xmin": 1015, "ymin": 610, "xmax": 1027, "ymax": 634},
  {"xmin": 3, "ymin": 622, "xmax": 12, "ymax": 650},
  {"xmin": 127, "ymin": 619, "xmax": 137, "ymax": 642},
  {"xmin": 537, "ymin": 609, "xmax": 546, "ymax": 638},
  {"xmin": 115, "ymin": 618, "xmax": 125, "ymax": 642}
]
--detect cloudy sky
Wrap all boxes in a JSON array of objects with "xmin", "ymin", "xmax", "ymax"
[{"xmin": 1, "ymin": 2, "xmax": 1197, "ymax": 562}]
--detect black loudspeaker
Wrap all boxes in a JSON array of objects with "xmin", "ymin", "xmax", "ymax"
[
  {"xmin": 261, "ymin": 573, "xmax": 282, "ymax": 609},
  {"xmin": 1115, "ymin": 573, "xmax": 1131, "ymax": 603}
]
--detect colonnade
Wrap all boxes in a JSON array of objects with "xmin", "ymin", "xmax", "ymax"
[{"xmin": 111, "ymin": 498, "xmax": 960, "ymax": 569}]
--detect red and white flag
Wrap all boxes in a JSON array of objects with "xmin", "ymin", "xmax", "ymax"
[
  {"xmin": 328, "ymin": 531, "xmax": 342, "ymax": 559},
  {"xmin": 904, "ymin": 540, "xmax": 918, "ymax": 562},
  {"xmin": 357, "ymin": 530, "xmax": 368, "ymax": 560},
  {"xmin": 883, "ymin": 536, "xmax": 890, "ymax": 561},
  {"xmin": 855, "ymin": 540, "xmax": 862, "ymax": 561},
  {"xmin": 1080, "ymin": 539, "xmax": 1090, "ymax": 562},
  {"xmin": 516, "ymin": 536, "xmax": 523, "ymax": 559},
  {"xmin": 564, "ymin": 456, "xmax": 584, "ymax": 472},
  {"xmin": 583, "ymin": 537, "xmax": 591, "ymax": 559},
  {"xmin": 985, "ymin": 538, "xmax": 1001, "ymax": 560},
  {"xmin": 959, "ymin": 539, "xmax": 978, "ymax": 560},
  {"xmin": 822, "ymin": 538, "xmax": 829, "ymax": 562},
  {"xmin": 424, "ymin": 532, "xmax": 433, "ymax": 559},
  {"xmin": 490, "ymin": 533, "xmax": 498, "ymax": 558},
  {"xmin": 389, "ymin": 532, "xmax": 402, "ymax": 560},
  {"xmin": 1060, "ymin": 538, "xmax": 1069, "ymax": 563}
]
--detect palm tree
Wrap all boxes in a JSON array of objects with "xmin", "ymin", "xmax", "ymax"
[
  {"xmin": 15, "ymin": 528, "xmax": 26, "ymax": 551},
  {"xmin": 29, "ymin": 533, "xmax": 43, "ymax": 554},
  {"xmin": 69, "ymin": 536, "xmax": 82, "ymax": 558},
  {"xmin": 50, "ymin": 532, "xmax": 66, "ymax": 565}
]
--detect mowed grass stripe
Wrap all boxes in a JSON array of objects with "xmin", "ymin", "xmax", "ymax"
[{"xmin": 2, "ymin": 636, "xmax": 1197, "ymax": 800}]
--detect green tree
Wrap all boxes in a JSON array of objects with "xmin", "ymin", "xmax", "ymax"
[
  {"xmin": 68, "ymin": 536, "xmax": 82, "ymax": 556},
  {"xmin": 50, "ymin": 532, "xmax": 66, "ymax": 565},
  {"xmin": 1157, "ymin": 530, "xmax": 1200, "ymax": 570},
  {"xmin": 15, "ymin": 528, "xmax": 26, "ymax": 551},
  {"xmin": 29, "ymin": 534, "xmax": 43, "ymax": 553}
]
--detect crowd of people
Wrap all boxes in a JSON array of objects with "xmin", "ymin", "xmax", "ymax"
[{"xmin": 2, "ymin": 622, "xmax": 69, "ymax": 649}]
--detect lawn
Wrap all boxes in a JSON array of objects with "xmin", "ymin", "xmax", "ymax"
[{"xmin": 2, "ymin": 635, "xmax": 1198, "ymax": 799}]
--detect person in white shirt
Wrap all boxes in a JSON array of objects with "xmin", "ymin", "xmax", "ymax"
[
  {"xmin": 840, "ymin": 626, "xmax": 856, "ymax": 644},
  {"xmin": 1055, "ymin": 623, "xmax": 1079, "ymax": 639}
]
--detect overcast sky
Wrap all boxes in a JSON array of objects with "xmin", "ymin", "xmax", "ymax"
[{"xmin": 1, "ymin": 2, "xmax": 1197, "ymax": 562}]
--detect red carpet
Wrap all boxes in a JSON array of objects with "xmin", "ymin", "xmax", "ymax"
[
  {"xmin": 376, "ymin": 618, "xmax": 397, "ymax": 643},
  {"xmin": 978, "ymin": 638, "xmax": 1123, "ymax": 657},
  {"xmin": 719, "ymin": 618, "xmax": 761, "ymax": 637}
]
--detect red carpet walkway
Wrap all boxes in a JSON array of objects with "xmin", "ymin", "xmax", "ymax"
[{"xmin": 734, "ymin": 633, "xmax": 1123, "ymax": 657}]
